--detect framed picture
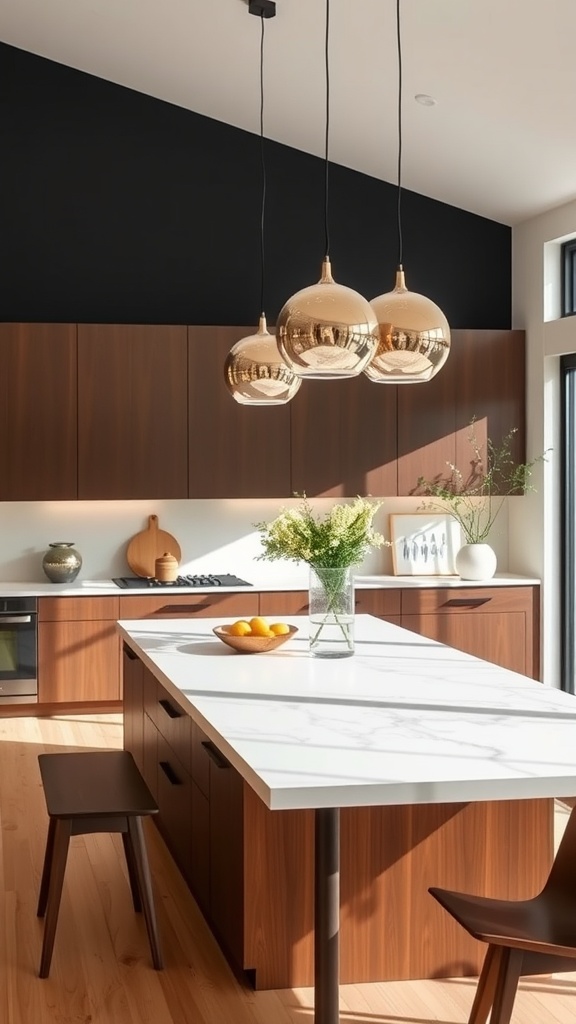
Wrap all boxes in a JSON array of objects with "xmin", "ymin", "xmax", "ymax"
[{"xmin": 389, "ymin": 513, "xmax": 461, "ymax": 576}]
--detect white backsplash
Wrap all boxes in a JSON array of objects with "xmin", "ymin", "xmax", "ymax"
[{"xmin": 0, "ymin": 497, "xmax": 510, "ymax": 584}]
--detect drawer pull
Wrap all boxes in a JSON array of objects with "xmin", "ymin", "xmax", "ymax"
[
  {"xmin": 159, "ymin": 760, "xmax": 182, "ymax": 786},
  {"xmin": 442, "ymin": 598, "xmax": 490, "ymax": 608},
  {"xmin": 123, "ymin": 645, "xmax": 139, "ymax": 660},
  {"xmin": 158, "ymin": 604, "xmax": 204, "ymax": 615},
  {"xmin": 158, "ymin": 698, "xmax": 181, "ymax": 719},
  {"xmin": 202, "ymin": 740, "xmax": 229, "ymax": 770}
]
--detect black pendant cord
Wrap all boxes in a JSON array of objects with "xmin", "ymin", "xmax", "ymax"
[
  {"xmin": 396, "ymin": 0, "xmax": 404, "ymax": 269},
  {"xmin": 259, "ymin": 14, "xmax": 267, "ymax": 316},
  {"xmin": 324, "ymin": 0, "xmax": 331, "ymax": 261}
]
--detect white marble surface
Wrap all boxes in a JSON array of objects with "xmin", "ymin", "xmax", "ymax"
[
  {"xmin": 118, "ymin": 614, "xmax": 576, "ymax": 812},
  {"xmin": 0, "ymin": 573, "xmax": 540, "ymax": 597}
]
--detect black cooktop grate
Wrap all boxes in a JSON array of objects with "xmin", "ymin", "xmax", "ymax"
[{"xmin": 113, "ymin": 574, "xmax": 252, "ymax": 589}]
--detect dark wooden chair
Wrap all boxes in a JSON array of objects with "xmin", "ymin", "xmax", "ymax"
[
  {"xmin": 37, "ymin": 750, "xmax": 162, "ymax": 978},
  {"xmin": 429, "ymin": 803, "xmax": 576, "ymax": 1024}
]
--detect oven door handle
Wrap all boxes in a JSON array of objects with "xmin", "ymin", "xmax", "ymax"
[{"xmin": 0, "ymin": 615, "xmax": 33, "ymax": 624}]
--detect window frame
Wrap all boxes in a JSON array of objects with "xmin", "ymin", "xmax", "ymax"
[
  {"xmin": 561, "ymin": 240, "xmax": 576, "ymax": 317},
  {"xmin": 561, "ymin": 354, "xmax": 576, "ymax": 693}
]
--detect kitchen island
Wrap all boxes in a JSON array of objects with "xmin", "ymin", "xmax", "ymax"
[{"xmin": 119, "ymin": 614, "xmax": 576, "ymax": 1023}]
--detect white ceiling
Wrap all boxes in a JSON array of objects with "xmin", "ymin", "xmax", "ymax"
[{"xmin": 2, "ymin": 0, "xmax": 576, "ymax": 226}]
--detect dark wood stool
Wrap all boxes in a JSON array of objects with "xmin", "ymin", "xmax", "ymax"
[{"xmin": 37, "ymin": 750, "xmax": 162, "ymax": 978}]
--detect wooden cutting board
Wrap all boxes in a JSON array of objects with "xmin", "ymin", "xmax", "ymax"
[{"xmin": 126, "ymin": 514, "xmax": 182, "ymax": 578}]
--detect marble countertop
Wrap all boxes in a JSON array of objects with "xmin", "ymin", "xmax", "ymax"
[
  {"xmin": 118, "ymin": 614, "xmax": 576, "ymax": 813},
  {"xmin": 0, "ymin": 572, "xmax": 540, "ymax": 597}
]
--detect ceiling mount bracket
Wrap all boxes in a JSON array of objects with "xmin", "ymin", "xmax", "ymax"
[{"xmin": 248, "ymin": 0, "xmax": 276, "ymax": 17}]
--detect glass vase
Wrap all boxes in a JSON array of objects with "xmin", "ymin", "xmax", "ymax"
[{"xmin": 308, "ymin": 566, "xmax": 355, "ymax": 658}]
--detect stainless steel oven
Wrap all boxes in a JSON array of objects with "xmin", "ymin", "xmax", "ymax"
[{"xmin": 0, "ymin": 597, "xmax": 38, "ymax": 703}]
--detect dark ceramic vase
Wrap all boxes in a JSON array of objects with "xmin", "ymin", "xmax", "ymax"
[{"xmin": 42, "ymin": 542, "xmax": 82, "ymax": 583}]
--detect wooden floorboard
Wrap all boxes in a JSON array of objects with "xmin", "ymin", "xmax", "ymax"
[{"xmin": 1, "ymin": 712, "xmax": 575, "ymax": 1024}]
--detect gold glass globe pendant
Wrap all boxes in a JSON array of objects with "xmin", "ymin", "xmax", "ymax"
[
  {"xmin": 365, "ymin": 265, "xmax": 451, "ymax": 384},
  {"xmin": 224, "ymin": 314, "xmax": 301, "ymax": 405},
  {"xmin": 224, "ymin": 3, "xmax": 301, "ymax": 407},
  {"xmin": 276, "ymin": 257, "xmax": 378, "ymax": 379}
]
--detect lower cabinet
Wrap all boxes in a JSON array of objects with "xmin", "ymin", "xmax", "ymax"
[
  {"xmin": 123, "ymin": 642, "xmax": 551, "ymax": 992},
  {"xmin": 38, "ymin": 596, "xmax": 121, "ymax": 703},
  {"xmin": 400, "ymin": 585, "xmax": 540, "ymax": 678}
]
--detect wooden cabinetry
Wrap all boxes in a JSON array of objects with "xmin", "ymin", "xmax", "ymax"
[
  {"xmin": 77, "ymin": 323, "xmax": 188, "ymax": 499},
  {"xmin": 397, "ymin": 329, "xmax": 526, "ymax": 495},
  {"xmin": 188, "ymin": 326, "xmax": 292, "ymax": 498},
  {"xmin": 261, "ymin": 588, "xmax": 402, "ymax": 626},
  {"xmin": 401, "ymin": 585, "xmax": 539, "ymax": 678},
  {"xmin": 38, "ymin": 596, "xmax": 121, "ymax": 703},
  {"xmin": 290, "ymin": 374, "xmax": 398, "ymax": 497},
  {"xmin": 0, "ymin": 323, "xmax": 77, "ymax": 500},
  {"xmin": 0, "ymin": 324, "xmax": 527, "ymax": 499}
]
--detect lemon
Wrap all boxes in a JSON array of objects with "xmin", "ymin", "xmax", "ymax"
[
  {"xmin": 270, "ymin": 622, "xmax": 290, "ymax": 636},
  {"xmin": 249, "ymin": 616, "xmax": 272, "ymax": 637},
  {"xmin": 228, "ymin": 620, "xmax": 252, "ymax": 637}
]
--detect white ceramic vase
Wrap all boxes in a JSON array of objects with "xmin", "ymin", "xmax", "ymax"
[{"xmin": 455, "ymin": 542, "xmax": 497, "ymax": 581}]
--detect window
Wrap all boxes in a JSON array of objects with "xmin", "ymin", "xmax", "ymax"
[
  {"xmin": 561, "ymin": 354, "xmax": 576, "ymax": 693},
  {"xmin": 562, "ymin": 240, "xmax": 576, "ymax": 316}
]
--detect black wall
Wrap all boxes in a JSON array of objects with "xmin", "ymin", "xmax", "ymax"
[{"xmin": 0, "ymin": 42, "xmax": 511, "ymax": 327}]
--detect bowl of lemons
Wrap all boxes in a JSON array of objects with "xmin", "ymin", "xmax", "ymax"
[{"xmin": 213, "ymin": 616, "xmax": 298, "ymax": 654}]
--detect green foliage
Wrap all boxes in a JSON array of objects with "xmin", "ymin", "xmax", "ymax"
[
  {"xmin": 417, "ymin": 422, "xmax": 548, "ymax": 544},
  {"xmin": 255, "ymin": 495, "xmax": 387, "ymax": 569}
]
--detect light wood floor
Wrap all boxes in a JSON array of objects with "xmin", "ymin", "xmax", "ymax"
[{"xmin": 1, "ymin": 713, "xmax": 575, "ymax": 1024}]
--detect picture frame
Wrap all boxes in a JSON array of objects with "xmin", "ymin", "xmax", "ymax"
[{"xmin": 389, "ymin": 513, "xmax": 461, "ymax": 576}]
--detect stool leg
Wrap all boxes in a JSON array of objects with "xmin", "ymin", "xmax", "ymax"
[
  {"xmin": 121, "ymin": 831, "xmax": 142, "ymax": 913},
  {"xmin": 127, "ymin": 816, "xmax": 163, "ymax": 970},
  {"xmin": 489, "ymin": 947, "xmax": 523, "ymax": 1024},
  {"xmin": 37, "ymin": 817, "xmax": 57, "ymax": 918},
  {"xmin": 39, "ymin": 818, "xmax": 73, "ymax": 979},
  {"xmin": 468, "ymin": 944, "xmax": 502, "ymax": 1024}
]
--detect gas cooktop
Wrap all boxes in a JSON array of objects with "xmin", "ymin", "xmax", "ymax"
[{"xmin": 113, "ymin": 574, "xmax": 252, "ymax": 590}]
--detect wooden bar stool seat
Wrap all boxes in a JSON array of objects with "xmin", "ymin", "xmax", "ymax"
[
  {"xmin": 37, "ymin": 750, "xmax": 162, "ymax": 978},
  {"xmin": 429, "ymin": 804, "xmax": 576, "ymax": 1024}
]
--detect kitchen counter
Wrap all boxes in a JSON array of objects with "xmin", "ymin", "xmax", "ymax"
[
  {"xmin": 0, "ymin": 572, "xmax": 540, "ymax": 597},
  {"xmin": 118, "ymin": 613, "xmax": 575, "ymax": 811}
]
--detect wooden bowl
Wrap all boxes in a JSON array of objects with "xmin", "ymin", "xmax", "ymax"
[{"xmin": 213, "ymin": 625, "xmax": 298, "ymax": 654}]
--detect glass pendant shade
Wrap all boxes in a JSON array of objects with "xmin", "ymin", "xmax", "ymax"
[
  {"xmin": 364, "ymin": 267, "xmax": 451, "ymax": 384},
  {"xmin": 224, "ymin": 315, "xmax": 302, "ymax": 406},
  {"xmin": 276, "ymin": 258, "xmax": 379, "ymax": 379}
]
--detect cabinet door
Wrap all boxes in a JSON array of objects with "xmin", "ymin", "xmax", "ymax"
[
  {"xmin": 397, "ymin": 330, "xmax": 526, "ymax": 497},
  {"xmin": 454, "ymin": 330, "xmax": 526, "ymax": 491},
  {"xmin": 204, "ymin": 739, "xmax": 245, "ymax": 965},
  {"xmin": 401, "ymin": 586, "xmax": 539, "ymax": 677},
  {"xmin": 0, "ymin": 323, "xmax": 77, "ymax": 500},
  {"xmin": 38, "ymin": 619, "xmax": 121, "ymax": 702},
  {"xmin": 77, "ymin": 324, "xmax": 188, "ymax": 499},
  {"xmin": 123, "ymin": 645, "xmax": 144, "ymax": 775},
  {"xmin": 156, "ymin": 731, "xmax": 193, "ymax": 881},
  {"xmin": 291, "ymin": 375, "xmax": 397, "ymax": 497},
  {"xmin": 188, "ymin": 326, "xmax": 291, "ymax": 498}
]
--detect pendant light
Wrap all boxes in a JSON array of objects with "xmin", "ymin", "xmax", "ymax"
[
  {"xmin": 275, "ymin": 0, "xmax": 378, "ymax": 380},
  {"xmin": 364, "ymin": 0, "xmax": 450, "ymax": 385},
  {"xmin": 224, "ymin": 1, "xmax": 301, "ymax": 406}
]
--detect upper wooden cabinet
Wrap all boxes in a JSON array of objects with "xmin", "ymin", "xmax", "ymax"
[
  {"xmin": 0, "ymin": 323, "xmax": 77, "ymax": 500},
  {"xmin": 290, "ymin": 374, "xmax": 398, "ymax": 497},
  {"xmin": 397, "ymin": 330, "xmax": 525, "ymax": 496},
  {"xmin": 77, "ymin": 324, "xmax": 188, "ymax": 499},
  {"xmin": 188, "ymin": 326, "xmax": 291, "ymax": 498},
  {"xmin": 0, "ymin": 323, "xmax": 526, "ymax": 500}
]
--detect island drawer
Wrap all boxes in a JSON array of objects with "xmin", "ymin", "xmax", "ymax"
[{"xmin": 148, "ymin": 678, "xmax": 192, "ymax": 774}]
